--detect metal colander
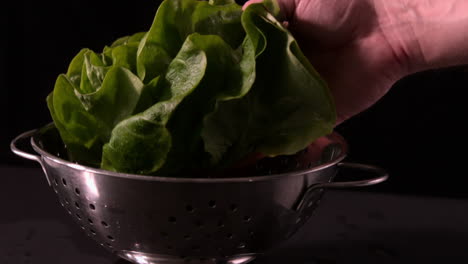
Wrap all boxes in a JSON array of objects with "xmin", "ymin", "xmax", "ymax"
[{"xmin": 11, "ymin": 123, "xmax": 388, "ymax": 264}]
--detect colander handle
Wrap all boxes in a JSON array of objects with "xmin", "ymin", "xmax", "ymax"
[
  {"xmin": 319, "ymin": 162, "xmax": 389, "ymax": 189},
  {"xmin": 295, "ymin": 162, "xmax": 388, "ymax": 211},
  {"xmin": 10, "ymin": 129, "xmax": 52, "ymax": 186}
]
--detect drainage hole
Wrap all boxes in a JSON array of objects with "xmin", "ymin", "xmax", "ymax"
[
  {"xmin": 195, "ymin": 220, "xmax": 204, "ymax": 228},
  {"xmin": 208, "ymin": 200, "xmax": 216, "ymax": 208},
  {"xmin": 230, "ymin": 204, "xmax": 238, "ymax": 212},
  {"xmin": 185, "ymin": 205, "xmax": 195, "ymax": 213}
]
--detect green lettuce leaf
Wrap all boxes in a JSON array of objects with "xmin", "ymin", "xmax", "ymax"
[
  {"xmin": 47, "ymin": 0, "xmax": 336, "ymax": 176},
  {"xmin": 47, "ymin": 33, "xmax": 150, "ymax": 166},
  {"xmin": 102, "ymin": 34, "xmax": 208, "ymax": 173},
  {"xmin": 136, "ymin": 0, "xmax": 244, "ymax": 82},
  {"xmin": 201, "ymin": 3, "xmax": 335, "ymax": 166},
  {"xmin": 47, "ymin": 75, "xmax": 103, "ymax": 166},
  {"xmin": 160, "ymin": 33, "xmax": 256, "ymax": 173}
]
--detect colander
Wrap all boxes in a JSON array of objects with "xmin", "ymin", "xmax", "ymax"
[{"xmin": 11, "ymin": 123, "xmax": 388, "ymax": 264}]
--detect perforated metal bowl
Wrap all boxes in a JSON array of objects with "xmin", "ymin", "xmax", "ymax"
[{"xmin": 11, "ymin": 123, "xmax": 388, "ymax": 264}]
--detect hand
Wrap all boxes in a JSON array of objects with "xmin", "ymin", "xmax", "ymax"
[
  {"xmin": 245, "ymin": 0, "xmax": 407, "ymax": 124},
  {"xmin": 244, "ymin": 0, "xmax": 468, "ymax": 124}
]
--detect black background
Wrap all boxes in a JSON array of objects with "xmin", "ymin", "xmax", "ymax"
[{"xmin": 2, "ymin": 0, "xmax": 467, "ymax": 198}]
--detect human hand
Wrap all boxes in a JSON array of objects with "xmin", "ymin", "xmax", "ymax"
[{"xmin": 244, "ymin": 0, "xmax": 468, "ymax": 124}]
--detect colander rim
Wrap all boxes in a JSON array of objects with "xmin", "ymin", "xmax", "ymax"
[{"xmin": 31, "ymin": 123, "xmax": 348, "ymax": 183}]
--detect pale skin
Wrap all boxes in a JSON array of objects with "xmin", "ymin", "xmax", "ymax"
[{"xmin": 245, "ymin": 0, "xmax": 468, "ymax": 124}]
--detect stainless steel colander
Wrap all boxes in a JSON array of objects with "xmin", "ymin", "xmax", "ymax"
[{"xmin": 11, "ymin": 123, "xmax": 388, "ymax": 264}]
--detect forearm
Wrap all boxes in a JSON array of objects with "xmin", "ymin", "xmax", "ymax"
[{"xmin": 374, "ymin": 0, "xmax": 468, "ymax": 73}]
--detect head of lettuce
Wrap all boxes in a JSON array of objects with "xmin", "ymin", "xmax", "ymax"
[{"xmin": 46, "ymin": 0, "xmax": 336, "ymax": 176}]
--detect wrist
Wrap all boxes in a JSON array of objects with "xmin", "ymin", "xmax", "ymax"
[
  {"xmin": 374, "ymin": 0, "xmax": 468, "ymax": 73},
  {"xmin": 372, "ymin": 0, "xmax": 427, "ymax": 75}
]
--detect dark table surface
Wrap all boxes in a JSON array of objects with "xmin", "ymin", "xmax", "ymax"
[{"xmin": 2, "ymin": 165, "xmax": 468, "ymax": 264}]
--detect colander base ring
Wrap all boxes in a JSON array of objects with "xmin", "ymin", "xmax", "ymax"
[{"xmin": 119, "ymin": 250, "xmax": 257, "ymax": 264}]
